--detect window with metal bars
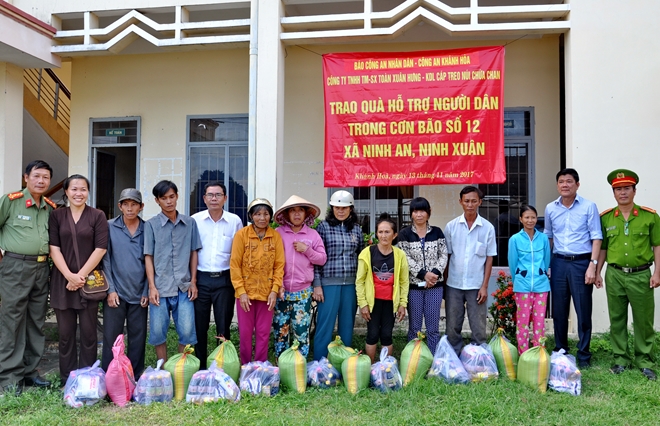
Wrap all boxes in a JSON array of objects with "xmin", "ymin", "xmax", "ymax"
[{"xmin": 479, "ymin": 108, "xmax": 535, "ymax": 267}]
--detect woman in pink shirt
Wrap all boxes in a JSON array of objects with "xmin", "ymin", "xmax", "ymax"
[{"xmin": 273, "ymin": 195, "xmax": 327, "ymax": 357}]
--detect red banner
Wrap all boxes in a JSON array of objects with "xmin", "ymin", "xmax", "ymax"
[{"xmin": 323, "ymin": 47, "xmax": 505, "ymax": 187}]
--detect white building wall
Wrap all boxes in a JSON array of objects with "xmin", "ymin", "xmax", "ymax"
[
  {"xmin": 12, "ymin": 0, "xmax": 234, "ymax": 24},
  {"xmin": 0, "ymin": 63, "xmax": 24, "ymax": 193},
  {"xmin": 566, "ymin": 0, "xmax": 660, "ymax": 331},
  {"xmin": 68, "ymin": 50, "xmax": 249, "ymax": 218}
]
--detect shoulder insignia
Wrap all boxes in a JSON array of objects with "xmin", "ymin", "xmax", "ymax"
[
  {"xmin": 7, "ymin": 191, "xmax": 24, "ymax": 201},
  {"xmin": 44, "ymin": 197, "xmax": 57, "ymax": 209},
  {"xmin": 641, "ymin": 206, "xmax": 657, "ymax": 214},
  {"xmin": 600, "ymin": 207, "xmax": 614, "ymax": 217}
]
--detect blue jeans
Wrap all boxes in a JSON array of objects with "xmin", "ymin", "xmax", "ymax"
[
  {"xmin": 313, "ymin": 284, "xmax": 357, "ymax": 360},
  {"xmin": 148, "ymin": 290, "xmax": 197, "ymax": 346},
  {"xmin": 550, "ymin": 256, "xmax": 592, "ymax": 364}
]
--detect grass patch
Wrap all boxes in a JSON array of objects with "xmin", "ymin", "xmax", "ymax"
[{"xmin": 4, "ymin": 330, "xmax": 660, "ymax": 425}]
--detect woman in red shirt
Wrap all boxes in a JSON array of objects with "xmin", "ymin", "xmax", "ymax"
[{"xmin": 356, "ymin": 213, "xmax": 409, "ymax": 363}]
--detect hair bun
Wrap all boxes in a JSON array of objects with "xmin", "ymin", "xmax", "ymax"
[{"xmin": 378, "ymin": 212, "xmax": 391, "ymax": 220}]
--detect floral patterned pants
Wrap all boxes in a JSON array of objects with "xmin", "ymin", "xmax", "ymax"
[
  {"xmin": 514, "ymin": 291, "xmax": 549, "ymax": 354},
  {"xmin": 273, "ymin": 288, "xmax": 313, "ymax": 358}
]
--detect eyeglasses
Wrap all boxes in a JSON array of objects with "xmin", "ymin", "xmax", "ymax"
[
  {"xmin": 205, "ymin": 193, "xmax": 225, "ymax": 199},
  {"xmin": 624, "ymin": 221, "xmax": 629, "ymax": 236}
]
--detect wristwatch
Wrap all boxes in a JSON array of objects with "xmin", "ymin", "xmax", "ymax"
[{"xmin": 590, "ymin": 259, "xmax": 598, "ymax": 266}]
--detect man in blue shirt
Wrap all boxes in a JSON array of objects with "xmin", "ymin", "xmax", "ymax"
[
  {"xmin": 102, "ymin": 188, "xmax": 148, "ymax": 377},
  {"xmin": 145, "ymin": 181, "xmax": 202, "ymax": 362},
  {"xmin": 544, "ymin": 168, "xmax": 602, "ymax": 367}
]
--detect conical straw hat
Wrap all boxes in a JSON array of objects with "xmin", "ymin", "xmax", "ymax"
[{"xmin": 274, "ymin": 195, "xmax": 321, "ymax": 225}]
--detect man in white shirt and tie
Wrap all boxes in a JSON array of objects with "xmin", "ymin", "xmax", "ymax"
[{"xmin": 192, "ymin": 182, "xmax": 243, "ymax": 369}]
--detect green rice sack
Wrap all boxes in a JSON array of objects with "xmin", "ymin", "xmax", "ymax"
[
  {"xmin": 278, "ymin": 342, "xmax": 307, "ymax": 393},
  {"xmin": 488, "ymin": 328, "xmax": 519, "ymax": 380},
  {"xmin": 517, "ymin": 337, "xmax": 550, "ymax": 393},
  {"xmin": 207, "ymin": 336, "xmax": 240, "ymax": 383},
  {"xmin": 400, "ymin": 332, "xmax": 433, "ymax": 385},
  {"xmin": 164, "ymin": 345, "xmax": 200, "ymax": 400},
  {"xmin": 341, "ymin": 353, "xmax": 371, "ymax": 394},
  {"xmin": 327, "ymin": 336, "xmax": 357, "ymax": 369}
]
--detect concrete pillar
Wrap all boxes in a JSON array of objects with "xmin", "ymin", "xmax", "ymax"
[
  {"xmin": 565, "ymin": 0, "xmax": 660, "ymax": 332},
  {"xmin": 0, "ymin": 62, "xmax": 23, "ymax": 194},
  {"xmin": 254, "ymin": 0, "xmax": 285, "ymax": 206}
]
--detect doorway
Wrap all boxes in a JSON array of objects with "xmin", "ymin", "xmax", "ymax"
[
  {"xmin": 90, "ymin": 118, "xmax": 140, "ymax": 219},
  {"xmin": 93, "ymin": 147, "xmax": 137, "ymax": 218}
]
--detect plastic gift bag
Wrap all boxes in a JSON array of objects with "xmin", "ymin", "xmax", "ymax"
[
  {"xmin": 105, "ymin": 334, "xmax": 136, "ymax": 406},
  {"xmin": 341, "ymin": 353, "xmax": 371, "ymax": 394},
  {"xmin": 370, "ymin": 348, "xmax": 402, "ymax": 392},
  {"xmin": 164, "ymin": 344, "xmax": 200, "ymax": 400},
  {"xmin": 427, "ymin": 335, "xmax": 470, "ymax": 384},
  {"xmin": 63, "ymin": 360, "xmax": 107, "ymax": 408},
  {"xmin": 207, "ymin": 336, "xmax": 240, "ymax": 383},
  {"xmin": 278, "ymin": 341, "xmax": 307, "ymax": 393},
  {"xmin": 307, "ymin": 358, "xmax": 341, "ymax": 389},
  {"xmin": 548, "ymin": 349, "xmax": 581, "ymax": 396},
  {"xmin": 400, "ymin": 332, "xmax": 433, "ymax": 386},
  {"xmin": 239, "ymin": 361, "xmax": 280, "ymax": 397},
  {"xmin": 186, "ymin": 361, "xmax": 241, "ymax": 404},
  {"xmin": 459, "ymin": 343, "xmax": 499, "ymax": 383},
  {"xmin": 488, "ymin": 328, "xmax": 518, "ymax": 381},
  {"xmin": 517, "ymin": 337, "xmax": 550, "ymax": 393},
  {"xmin": 133, "ymin": 359, "xmax": 173, "ymax": 405},
  {"xmin": 327, "ymin": 336, "xmax": 357, "ymax": 370}
]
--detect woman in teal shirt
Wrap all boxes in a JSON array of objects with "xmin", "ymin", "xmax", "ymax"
[{"xmin": 507, "ymin": 204, "xmax": 551, "ymax": 354}]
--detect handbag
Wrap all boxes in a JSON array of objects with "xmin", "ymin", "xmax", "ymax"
[{"xmin": 68, "ymin": 208, "xmax": 109, "ymax": 301}]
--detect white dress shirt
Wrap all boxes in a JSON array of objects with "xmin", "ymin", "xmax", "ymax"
[
  {"xmin": 445, "ymin": 213, "xmax": 497, "ymax": 290},
  {"xmin": 192, "ymin": 209, "xmax": 243, "ymax": 272}
]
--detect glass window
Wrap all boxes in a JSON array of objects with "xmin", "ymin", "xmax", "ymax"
[
  {"xmin": 350, "ymin": 186, "xmax": 414, "ymax": 234},
  {"xmin": 188, "ymin": 116, "xmax": 248, "ymax": 223},
  {"xmin": 503, "ymin": 110, "xmax": 531, "ymax": 137},
  {"xmin": 480, "ymin": 108, "xmax": 534, "ymax": 267},
  {"xmin": 190, "ymin": 117, "xmax": 249, "ymax": 142}
]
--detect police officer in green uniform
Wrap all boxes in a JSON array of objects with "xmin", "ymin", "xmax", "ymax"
[
  {"xmin": 596, "ymin": 169, "xmax": 660, "ymax": 381},
  {"xmin": 0, "ymin": 160, "xmax": 56, "ymax": 395}
]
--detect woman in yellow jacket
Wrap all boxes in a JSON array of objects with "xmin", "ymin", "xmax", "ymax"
[
  {"xmin": 230, "ymin": 198, "xmax": 285, "ymax": 364},
  {"xmin": 356, "ymin": 213, "xmax": 409, "ymax": 363}
]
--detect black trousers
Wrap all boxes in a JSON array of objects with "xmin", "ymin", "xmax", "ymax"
[
  {"xmin": 101, "ymin": 298, "xmax": 148, "ymax": 378},
  {"xmin": 54, "ymin": 303, "xmax": 98, "ymax": 382},
  {"xmin": 194, "ymin": 271, "xmax": 235, "ymax": 369},
  {"xmin": 366, "ymin": 299, "xmax": 395, "ymax": 346},
  {"xmin": 550, "ymin": 256, "xmax": 593, "ymax": 364}
]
